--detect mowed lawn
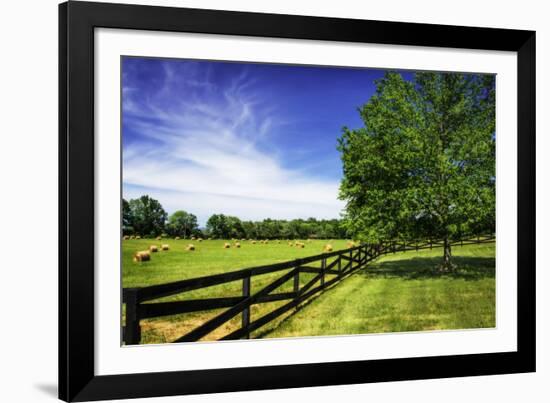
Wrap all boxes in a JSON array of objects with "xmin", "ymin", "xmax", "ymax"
[
  {"xmin": 122, "ymin": 238, "xmax": 352, "ymax": 343},
  {"xmin": 122, "ymin": 240, "xmax": 495, "ymax": 343},
  {"xmin": 262, "ymin": 242, "xmax": 495, "ymax": 339}
]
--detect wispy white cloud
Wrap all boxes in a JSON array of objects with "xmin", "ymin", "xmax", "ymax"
[{"xmin": 122, "ymin": 60, "xmax": 344, "ymax": 225}]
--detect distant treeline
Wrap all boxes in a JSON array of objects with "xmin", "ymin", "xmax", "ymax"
[{"xmin": 123, "ymin": 195, "xmax": 349, "ymax": 240}]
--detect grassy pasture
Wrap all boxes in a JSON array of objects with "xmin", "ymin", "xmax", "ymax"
[
  {"xmin": 123, "ymin": 238, "xmax": 350, "ymax": 343},
  {"xmin": 262, "ymin": 242, "xmax": 495, "ymax": 338},
  {"xmin": 122, "ymin": 239, "xmax": 495, "ymax": 344}
]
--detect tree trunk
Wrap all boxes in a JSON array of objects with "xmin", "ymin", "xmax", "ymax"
[{"xmin": 440, "ymin": 237, "xmax": 455, "ymax": 272}]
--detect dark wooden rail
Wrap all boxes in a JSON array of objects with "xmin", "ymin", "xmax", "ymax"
[{"xmin": 123, "ymin": 234, "xmax": 495, "ymax": 344}]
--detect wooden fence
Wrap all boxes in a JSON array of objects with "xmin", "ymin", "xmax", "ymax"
[{"xmin": 123, "ymin": 234, "xmax": 495, "ymax": 345}]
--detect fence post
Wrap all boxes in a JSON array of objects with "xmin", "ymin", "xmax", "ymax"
[
  {"xmin": 349, "ymin": 249, "xmax": 353, "ymax": 270},
  {"xmin": 123, "ymin": 288, "xmax": 141, "ymax": 345},
  {"xmin": 293, "ymin": 267, "xmax": 300, "ymax": 295},
  {"xmin": 321, "ymin": 258, "xmax": 326, "ymax": 288},
  {"xmin": 338, "ymin": 253, "xmax": 342, "ymax": 275},
  {"xmin": 242, "ymin": 276, "xmax": 251, "ymax": 339},
  {"xmin": 367, "ymin": 244, "xmax": 372, "ymax": 261}
]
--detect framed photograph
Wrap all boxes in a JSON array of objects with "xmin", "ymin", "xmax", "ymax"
[{"xmin": 59, "ymin": 1, "xmax": 535, "ymax": 401}]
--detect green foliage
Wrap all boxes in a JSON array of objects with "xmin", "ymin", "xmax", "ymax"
[
  {"xmin": 206, "ymin": 214, "xmax": 249, "ymax": 239},
  {"xmin": 205, "ymin": 215, "xmax": 347, "ymax": 240},
  {"xmin": 206, "ymin": 214, "xmax": 232, "ymax": 239},
  {"xmin": 127, "ymin": 195, "xmax": 167, "ymax": 237},
  {"xmin": 166, "ymin": 210, "xmax": 199, "ymax": 238},
  {"xmin": 122, "ymin": 194, "xmax": 348, "ymax": 240},
  {"xmin": 122, "ymin": 198, "xmax": 133, "ymax": 235},
  {"xmin": 338, "ymin": 71, "xmax": 495, "ymax": 248}
]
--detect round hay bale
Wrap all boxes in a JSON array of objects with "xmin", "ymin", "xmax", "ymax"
[
  {"xmin": 156, "ymin": 236, "xmax": 162, "ymax": 241},
  {"xmin": 223, "ymin": 242, "xmax": 231, "ymax": 249},
  {"xmin": 251, "ymin": 240, "xmax": 256, "ymax": 244},
  {"xmin": 191, "ymin": 236, "xmax": 196, "ymax": 240},
  {"xmin": 324, "ymin": 244, "xmax": 333, "ymax": 252},
  {"xmin": 235, "ymin": 242, "xmax": 241, "ymax": 248},
  {"xmin": 288, "ymin": 242, "xmax": 293, "ymax": 246},
  {"xmin": 175, "ymin": 236, "xmax": 180, "ymax": 240},
  {"xmin": 186, "ymin": 244, "xmax": 195, "ymax": 251},
  {"xmin": 198, "ymin": 238, "xmax": 203, "ymax": 242},
  {"xmin": 161, "ymin": 244, "xmax": 169, "ymax": 251},
  {"xmin": 123, "ymin": 235, "xmax": 129, "ymax": 240},
  {"xmin": 133, "ymin": 251, "xmax": 150, "ymax": 262},
  {"xmin": 149, "ymin": 245, "xmax": 158, "ymax": 252}
]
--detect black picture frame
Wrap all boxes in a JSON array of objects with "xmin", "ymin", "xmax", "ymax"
[{"xmin": 59, "ymin": 1, "xmax": 536, "ymax": 401}]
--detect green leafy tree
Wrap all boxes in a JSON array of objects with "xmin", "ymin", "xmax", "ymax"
[
  {"xmin": 167, "ymin": 210, "xmax": 198, "ymax": 238},
  {"xmin": 338, "ymin": 71, "xmax": 495, "ymax": 270},
  {"xmin": 257, "ymin": 219, "xmax": 282, "ymax": 239},
  {"xmin": 122, "ymin": 198, "xmax": 134, "ymax": 235},
  {"xmin": 225, "ymin": 216, "xmax": 245, "ymax": 239},
  {"xmin": 206, "ymin": 214, "xmax": 229, "ymax": 239},
  {"xmin": 128, "ymin": 195, "xmax": 167, "ymax": 237},
  {"xmin": 241, "ymin": 221, "xmax": 258, "ymax": 239},
  {"xmin": 281, "ymin": 221, "xmax": 298, "ymax": 239}
]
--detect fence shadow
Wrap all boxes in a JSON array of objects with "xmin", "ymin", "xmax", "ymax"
[
  {"xmin": 256, "ymin": 255, "xmax": 494, "ymax": 338},
  {"xmin": 359, "ymin": 256, "xmax": 495, "ymax": 281},
  {"xmin": 125, "ymin": 236, "xmax": 495, "ymax": 343},
  {"xmin": 253, "ymin": 277, "xmax": 343, "ymax": 339}
]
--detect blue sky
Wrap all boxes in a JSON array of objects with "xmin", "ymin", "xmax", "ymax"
[{"xmin": 122, "ymin": 57, "xmax": 401, "ymax": 226}]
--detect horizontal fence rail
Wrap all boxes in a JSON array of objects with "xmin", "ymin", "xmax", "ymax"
[{"xmin": 123, "ymin": 234, "xmax": 495, "ymax": 344}]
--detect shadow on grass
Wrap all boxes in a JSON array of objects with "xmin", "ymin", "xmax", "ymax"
[
  {"xmin": 255, "ymin": 255, "xmax": 495, "ymax": 338},
  {"xmin": 253, "ymin": 274, "xmax": 347, "ymax": 339},
  {"xmin": 360, "ymin": 256, "xmax": 495, "ymax": 281}
]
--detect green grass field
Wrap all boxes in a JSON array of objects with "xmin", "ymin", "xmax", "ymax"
[
  {"xmin": 262, "ymin": 242, "xmax": 495, "ymax": 338},
  {"xmin": 122, "ymin": 239, "xmax": 495, "ymax": 343},
  {"xmin": 123, "ymin": 238, "xmax": 352, "ymax": 343}
]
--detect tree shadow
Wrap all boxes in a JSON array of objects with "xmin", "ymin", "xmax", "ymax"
[
  {"xmin": 255, "ymin": 255, "xmax": 494, "ymax": 339},
  {"xmin": 359, "ymin": 256, "xmax": 495, "ymax": 281}
]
